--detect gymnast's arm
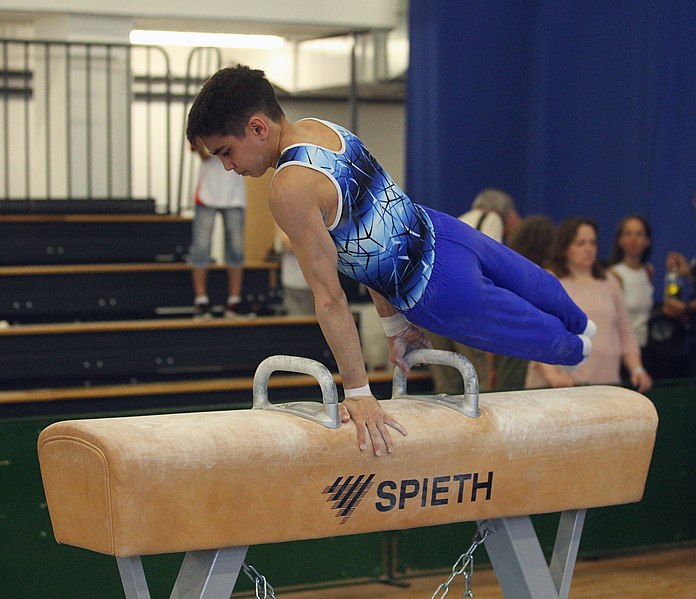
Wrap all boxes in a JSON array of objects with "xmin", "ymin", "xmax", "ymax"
[
  {"xmin": 367, "ymin": 288, "xmax": 432, "ymax": 374},
  {"xmin": 269, "ymin": 169, "xmax": 406, "ymax": 456}
]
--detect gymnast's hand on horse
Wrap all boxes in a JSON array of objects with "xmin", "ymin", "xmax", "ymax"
[
  {"xmin": 386, "ymin": 322, "xmax": 432, "ymax": 374},
  {"xmin": 340, "ymin": 395, "xmax": 407, "ymax": 457}
]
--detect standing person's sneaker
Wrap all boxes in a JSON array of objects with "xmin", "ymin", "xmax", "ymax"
[
  {"xmin": 224, "ymin": 301, "xmax": 255, "ymax": 319},
  {"xmin": 193, "ymin": 300, "xmax": 213, "ymax": 320}
]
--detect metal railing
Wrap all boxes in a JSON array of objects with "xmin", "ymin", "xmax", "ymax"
[{"xmin": 0, "ymin": 38, "xmax": 211, "ymax": 214}]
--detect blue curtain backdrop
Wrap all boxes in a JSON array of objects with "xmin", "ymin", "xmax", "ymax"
[{"xmin": 407, "ymin": 0, "xmax": 696, "ymax": 287}]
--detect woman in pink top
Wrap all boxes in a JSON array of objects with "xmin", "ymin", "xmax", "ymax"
[{"xmin": 525, "ymin": 217, "xmax": 653, "ymax": 392}]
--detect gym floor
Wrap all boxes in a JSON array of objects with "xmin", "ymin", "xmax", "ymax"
[{"xmin": 276, "ymin": 546, "xmax": 696, "ymax": 599}]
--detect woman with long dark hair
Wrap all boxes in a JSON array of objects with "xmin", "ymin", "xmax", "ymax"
[
  {"xmin": 608, "ymin": 215, "xmax": 654, "ymax": 350},
  {"xmin": 526, "ymin": 217, "xmax": 652, "ymax": 392}
]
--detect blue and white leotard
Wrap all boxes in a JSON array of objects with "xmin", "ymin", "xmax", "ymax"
[
  {"xmin": 276, "ymin": 120, "xmax": 434, "ymax": 311},
  {"xmin": 276, "ymin": 119, "xmax": 587, "ymax": 365}
]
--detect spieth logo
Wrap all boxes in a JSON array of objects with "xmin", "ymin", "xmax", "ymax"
[
  {"xmin": 323, "ymin": 471, "xmax": 494, "ymax": 524},
  {"xmin": 322, "ymin": 474, "xmax": 376, "ymax": 525}
]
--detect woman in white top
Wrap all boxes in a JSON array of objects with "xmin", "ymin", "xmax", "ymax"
[{"xmin": 608, "ymin": 215, "xmax": 654, "ymax": 349}]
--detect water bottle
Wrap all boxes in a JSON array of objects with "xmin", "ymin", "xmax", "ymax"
[{"xmin": 664, "ymin": 266, "xmax": 682, "ymax": 298}]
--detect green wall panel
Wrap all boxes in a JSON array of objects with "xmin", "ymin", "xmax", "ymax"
[
  {"xmin": 0, "ymin": 407, "xmax": 383, "ymax": 597},
  {"xmin": 394, "ymin": 379, "xmax": 696, "ymax": 576},
  {"xmin": 1, "ymin": 379, "xmax": 695, "ymax": 596}
]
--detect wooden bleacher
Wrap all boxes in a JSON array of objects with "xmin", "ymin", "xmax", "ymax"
[
  {"xmin": 0, "ymin": 213, "xmax": 192, "ymax": 265},
  {"xmin": 0, "ymin": 368, "xmax": 433, "ymax": 419},
  {"xmin": 0, "ymin": 316, "xmax": 334, "ymax": 389},
  {"xmin": 0, "ymin": 261, "xmax": 279, "ymax": 323},
  {"xmin": 0, "ymin": 205, "xmax": 432, "ymax": 413}
]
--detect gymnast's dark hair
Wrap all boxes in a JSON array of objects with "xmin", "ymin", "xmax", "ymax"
[{"xmin": 186, "ymin": 64, "xmax": 285, "ymax": 144}]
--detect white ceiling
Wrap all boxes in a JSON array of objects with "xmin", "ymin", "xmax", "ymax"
[
  {"xmin": 0, "ymin": 0, "xmax": 406, "ymax": 42},
  {"xmin": 0, "ymin": 0, "xmax": 408, "ymax": 98}
]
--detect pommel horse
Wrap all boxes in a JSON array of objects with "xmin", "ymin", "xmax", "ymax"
[{"xmin": 37, "ymin": 350, "xmax": 658, "ymax": 599}]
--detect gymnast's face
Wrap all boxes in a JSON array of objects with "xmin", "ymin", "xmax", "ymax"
[
  {"xmin": 203, "ymin": 116, "xmax": 272, "ymax": 178},
  {"xmin": 566, "ymin": 224, "xmax": 597, "ymax": 272}
]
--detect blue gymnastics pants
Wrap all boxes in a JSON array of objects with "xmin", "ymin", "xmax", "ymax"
[{"xmin": 403, "ymin": 208, "xmax": 587, "ymax": 365}]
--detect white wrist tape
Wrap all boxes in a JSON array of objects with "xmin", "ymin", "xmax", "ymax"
[
  {"xmin": 380, "ymin": 313, "xmax": 410, "ymax": 337},
  {"xmin": 344, "ymin": 384, "xmax": 372, "ymax": 399},
  {"xmin": 631, "ymin": 367, "xmax": 646, "ymax": 375}
]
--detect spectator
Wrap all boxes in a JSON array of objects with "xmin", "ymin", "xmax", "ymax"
[
  {"xmin": 608, "ymin": 215, "xmax": 654, "ymax": 352},
  {"xmin": 459, "ymin": 188, "xmax": 521, "ymax": 241},
  {"xmin": 662, "ymin": 251, "xmax": 695, "ymax": 320},
  {"xmin": 496, "ymin": 215, "xmax": 555, "ymax": 390},
  {"xmin": 189, "ymin": 140, "xmax": 248, "ymax": 319},
  {"xmin": 426, "ymin": 188, "xmax": 521, "ymax": 393},
  {"xmin": 275, "ymin": 226, "xmax": 314, "ymax": 316},
  {"xmin": 646, "ymin": 251, "xmax": 696, "ymax": 378},
  {"xmin": 526, "ymin": 217, "xmax": 652, "ymax": 392}
]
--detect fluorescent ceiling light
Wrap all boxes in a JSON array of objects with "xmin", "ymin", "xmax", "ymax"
[{"xmin": 129, "ymin": 30, "xmax": 285, "ymax": 50}]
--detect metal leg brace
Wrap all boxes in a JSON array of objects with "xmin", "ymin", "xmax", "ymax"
[
  {"xmin": 480, "ymin": 509, "xmax": 586, "ymax": 599},
  {"xmin": 116, "ymin": 545, "xmax": 249, "ymax": 599},
  {"xmin": 114, "ymin": 510, "xmax": 585, "ymax": 599}
]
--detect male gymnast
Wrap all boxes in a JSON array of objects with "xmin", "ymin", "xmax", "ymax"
[{"xmin": 186, "ymin": 65, "xmax": 595, "ymax": 456}]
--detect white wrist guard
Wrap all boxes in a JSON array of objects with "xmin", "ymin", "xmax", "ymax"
[
  {"xmin": 631, "ymin": 366, "xmax": 646, "ymax": 375},
  {"xmin": 344, "ymin": 384, "xmax": 372, "ymax": 399},
  {"xmin": 380, "ymin": 313, "xmax": 410, "ymax": 337}
]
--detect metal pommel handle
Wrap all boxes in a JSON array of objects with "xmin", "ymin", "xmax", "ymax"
[
  {"xmin": 253, "ymin": 355, "xmax": 340, "ymax": 428},
  {"xmin": 392, "ymin": 349, "xmax": 480, "ymax": 418}
]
